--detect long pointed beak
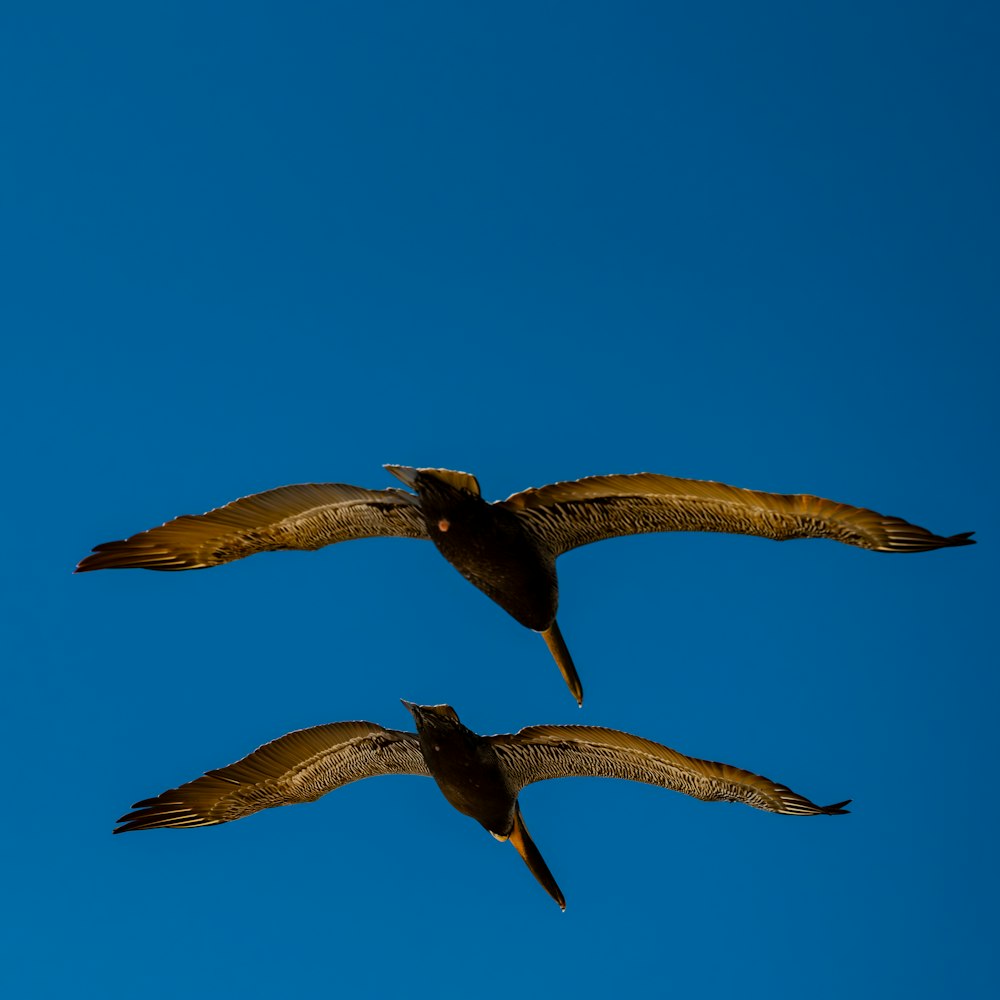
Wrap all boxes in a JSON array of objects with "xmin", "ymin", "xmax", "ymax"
[
  {"xmin": 540, "ymin": 622, "xmax": 584, "ymax": 707},
  {"xmin": 507, "ymin": 804, "xmax": 566, "ymax": 911}
]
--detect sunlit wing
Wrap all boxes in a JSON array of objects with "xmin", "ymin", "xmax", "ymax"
[
  {"xmin": 115, "ymin": 722, "xmax": 429, "ymax": 832},
  {"xmin": 77, "ymin": 483, "xmax": 429, "ymax": 571},
  {"xmin": 501, "ymin": 472, "xmax": 974, "ymax": 557},
  {"xmin": 490, "ymin": 725, "xmax": 849, "ymax": 816}
]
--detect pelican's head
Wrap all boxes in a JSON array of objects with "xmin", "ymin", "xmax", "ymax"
[
  {"xmin": 385, "ymin": 466, "xmax": 482, "ymax": 500},
  {"xmin": 400, "ymin": 700, "xmax": 462, "ymax": 731}
]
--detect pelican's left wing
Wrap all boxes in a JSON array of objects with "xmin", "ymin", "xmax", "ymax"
[
  {"xmin": 78, "ymin": 482, "xmax": 428, "ymax": 572},
  {"xmin": 115, "ymin": 721, "xmax": 429, "ymax": 832}
]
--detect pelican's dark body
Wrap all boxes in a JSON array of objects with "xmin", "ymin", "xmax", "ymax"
[
  {"xmin": 389, "ymin": 468, "xmax": 582, "ymax": 699},
  {"xmin": 406, "ymin": 702, "xmax": 516, "ymax": 835},
  {"xmin": 392, "ymin": 469, "xmax": 558, "ymax": 632},
  {"xmin": 402, "ymin": 701, "xmax": 566, "ymax": 908}
]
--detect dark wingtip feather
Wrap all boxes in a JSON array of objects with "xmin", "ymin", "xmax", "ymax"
[
  {"xmin": 75, "ymin": 545, "xmax": 138, "ymax": 573},
  {"xmin": 111, "ymin": 822, "xmax": 146, "ymax": 835},
  {"xmin": 75, "ymin": 544, "xmax": 198, "ymax": 572},
  {"xmin": 74, "ymin": 549, "xmax": 113, "ymax": 572},
  {"xmin": 113, "ymin": 815, "xmax": 145, "ymax": 834},
  {"xmin": 821, "ymin": 799, "xmax": 852, "ymax": 815},
  {"xmin": 947, "ymin": 532, "xmax": 975, "ymax": 547}
]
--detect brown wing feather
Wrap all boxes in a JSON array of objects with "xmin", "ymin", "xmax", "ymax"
[
  {"xmin": 114, "ymin": 722, "xmax": 429, "ymax": 833},
  {"xmin": 77, "ymin": 483, "xmax": 429, "ymax": 571},
  {"xmin": 490, "ymin": 725, "xmax": 848, "ymax": 816},
  {"xmin": 502, "ymin": 472, "xmax": 974, "ymax": 557}
]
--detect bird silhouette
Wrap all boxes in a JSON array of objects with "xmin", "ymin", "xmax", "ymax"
[
  {"xmin": 77, "ymin": 466, "xmax": 974, "ymax": 703},
  {"xmin": 114, "ymin": 701, "xmax": 850, "ymax": 910}
]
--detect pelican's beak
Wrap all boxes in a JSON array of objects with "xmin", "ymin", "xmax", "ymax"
[{"xmin": 508, "ymin": 804, "xmax": 566, "ymax": 912}]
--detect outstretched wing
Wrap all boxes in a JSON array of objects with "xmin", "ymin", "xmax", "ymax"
[
  {"xmin": 490, "ymin": 725, "xmax": 848, "ymax": 816},
  {"xmin": 77, "ymin": 483, "xmax": 429, "ymax": 571},
  {"xmin": 115, "ymin": 721, "xmax": 429, "ymax": 832},
  {"xmin": 502, "ymin": 472, "xmax": 974, "ymax": 558}
]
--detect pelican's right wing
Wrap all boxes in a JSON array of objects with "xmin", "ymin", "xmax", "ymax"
[
  {"xmin": 502, "ymin": 472, "xmax": 973, "ymax": 557},
  {"xmin": 491, "ymin": 725, "xmax": 848, "ymax": 816},
  {"xmin": 115, "ymin": 722, "xmax": 429, "ymax": 832},
  {"xmin": 77, "ymin": 483, "xmax": 429, "ymax": 571}
]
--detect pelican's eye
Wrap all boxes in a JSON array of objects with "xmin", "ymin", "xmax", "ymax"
[{"xmin": 438, "ymin": 518, "xmax": 451, "ymax": 532}]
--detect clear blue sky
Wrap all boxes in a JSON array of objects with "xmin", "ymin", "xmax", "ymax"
[{"xmin": 3, "ymin": 4, "xmax": 996, "ymax": 998}]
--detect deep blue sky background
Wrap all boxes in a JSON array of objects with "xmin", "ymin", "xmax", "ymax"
[{"xmin": 3, "ymin": 4, "xmax": 996, "ymax": 998}]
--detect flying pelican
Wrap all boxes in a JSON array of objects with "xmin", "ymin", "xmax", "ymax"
[
  {"xmin": 78, "ymin": 466, "xmax": 974, "ymax": 703},
  {"xmin": 115, "ymin": 701, "xmax": 850, "ymax": 910}
]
